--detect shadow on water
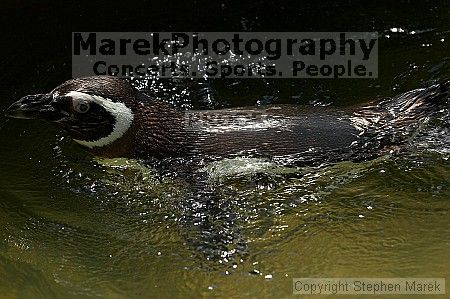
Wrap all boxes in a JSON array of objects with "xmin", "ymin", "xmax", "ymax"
[{"xmin": 47, "ymin": 137, "xmax": 373, "ymax": 262}]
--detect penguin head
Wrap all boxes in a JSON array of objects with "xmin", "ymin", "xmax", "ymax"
[{"xmin": 5, "ymin": 76, "xmax": 136, "ymax": 149}]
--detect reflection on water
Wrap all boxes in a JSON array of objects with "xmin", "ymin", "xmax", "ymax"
[{"xmin": 0, "ymin": 126, "xmax": 449, "ymax": 297}]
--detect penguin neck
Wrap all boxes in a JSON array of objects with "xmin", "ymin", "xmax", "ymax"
[
  {"xmin": 131, "ymin": 100, "xmax": 189, "ymax": 159},
  {"xmin": 79, "ymin": 99, "xmax": 187, "ymax": 159}
]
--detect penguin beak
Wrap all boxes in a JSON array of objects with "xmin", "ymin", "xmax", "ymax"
[{"xmin": 4, "ymin": 94, "xmax": 59, "ymax": 121}]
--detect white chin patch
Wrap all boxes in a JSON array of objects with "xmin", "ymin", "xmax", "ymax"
[{"xmin": 65, "ymin": 91, "xmax": 134, "ymax": 148}]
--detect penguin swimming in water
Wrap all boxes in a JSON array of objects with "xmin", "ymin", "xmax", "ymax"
[
  {"xmin": 4, "ymin": 76, "xmax": 449, "ymax": 165},
  {"xmin": 4, "ymin": 76, "xmax": 449, "ymax": 261}
]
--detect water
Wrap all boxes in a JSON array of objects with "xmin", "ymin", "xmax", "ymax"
[{"xmin": 1, "ymin": 1, "xmax": 449, "ymax": 298}]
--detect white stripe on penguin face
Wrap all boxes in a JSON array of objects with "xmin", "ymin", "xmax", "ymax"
[{"xmin": 65, "ymin": 91, "xmax": 134, "ymax": 148}]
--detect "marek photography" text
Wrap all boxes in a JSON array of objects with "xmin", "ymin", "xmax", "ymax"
[{"xmin": 72, "ymin": 32, "xmax": 378, "ymax": 78}]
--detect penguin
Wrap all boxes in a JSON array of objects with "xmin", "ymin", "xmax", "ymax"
[{"xmin": 4, "ymin": 76, "xmax": 449, "ymax": 166}]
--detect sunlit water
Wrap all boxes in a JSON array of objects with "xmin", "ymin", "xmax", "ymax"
[
  {"xmin": 1, "ymin": 100, "xmax": 449, "ymax": 299},
  {"xmin": 0, "ymin": 129, "xmax": 449, "ymax": 298},
  {"xmin": 1, "ymin": 6, "xmax": 449, "ymax": 299}
]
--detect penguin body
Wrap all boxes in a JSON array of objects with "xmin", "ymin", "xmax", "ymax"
[{"xmin": 5, "ymin": 76, "xmax": 449, "ymax": 165}]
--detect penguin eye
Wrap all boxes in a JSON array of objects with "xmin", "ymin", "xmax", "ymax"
[{"xmin": 73, "ymin": 99, "xmax": 90, "ymax": 114}]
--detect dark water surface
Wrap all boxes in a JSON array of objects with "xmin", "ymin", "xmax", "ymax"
[{"xmin": 0, "ymin": 1, "xmax": 449, "ymax": 298}]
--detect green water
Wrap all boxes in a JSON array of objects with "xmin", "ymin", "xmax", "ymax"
[
  {"xmin": 0, "ymin": 135, "xmax": 449, "ymax": 298},
  {"xmin": 1, "ymin": 1, "xmax": 450, "ymax": 298}
]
